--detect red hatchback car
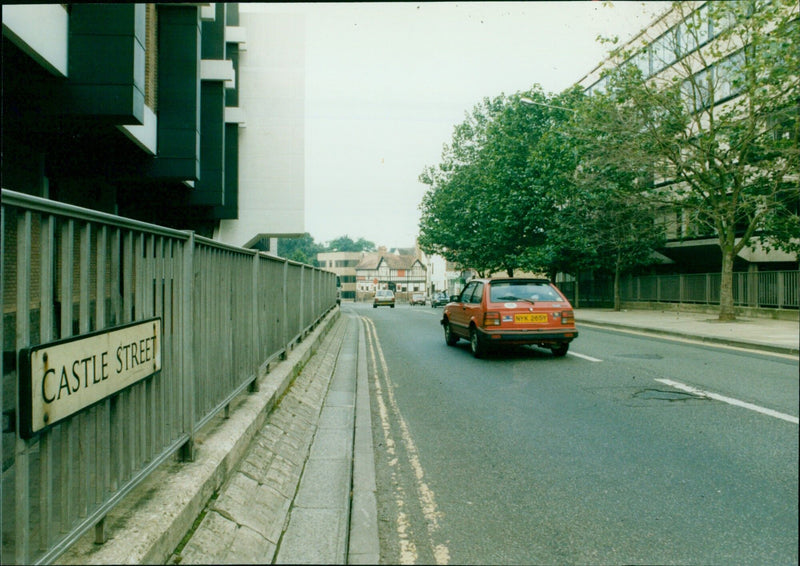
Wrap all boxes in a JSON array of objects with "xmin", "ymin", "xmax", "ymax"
[{"xmin": 441, "ymin": 278, "xmax": 578, "ymax": 358}]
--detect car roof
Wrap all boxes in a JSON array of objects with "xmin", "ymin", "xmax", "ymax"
[{"xmin": 470, "ymin": 277, "xmax": 552, "ymax": 285}]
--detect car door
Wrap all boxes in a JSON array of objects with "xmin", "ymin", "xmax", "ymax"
[
  {"xmin": 463, "ymin": 281, "xmax": 485, "ymax": 331},
  {"xmin": 448, "ymin": 281, "xmax": 478, "ymax": 337}
]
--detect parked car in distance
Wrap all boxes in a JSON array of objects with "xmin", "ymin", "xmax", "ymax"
[
  {"xmin": 373, "ymin": 289, "xmax": 395, "ymax": 308},
  {"xmin": 410, "ymin": 293, "xmax": 426, "ymax": 306},
  {"xmin": 441, "ymin": 278, "xmax": 578, "ymax": 358},
  {"xmin": 430, "ymin": 292, "xmax": 449, "ymax": 308}
]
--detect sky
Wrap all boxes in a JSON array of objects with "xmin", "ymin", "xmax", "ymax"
[{"xmin": 249, "ymin": 1, "xmax": 669, "ymax": 249}]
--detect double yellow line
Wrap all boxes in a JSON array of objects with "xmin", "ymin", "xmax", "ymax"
[{"xmin": 361, "ymin": 316, "xmax": 450, "ymax": 565}]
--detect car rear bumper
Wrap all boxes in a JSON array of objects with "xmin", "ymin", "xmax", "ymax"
[{"xmin": 476, "ymin": 327, "xmax": 578, "ymax": 343}]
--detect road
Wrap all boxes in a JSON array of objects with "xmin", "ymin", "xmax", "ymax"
[{"xmin": 347, "ymin": 301, "xmax": 799, "ymax": 565}]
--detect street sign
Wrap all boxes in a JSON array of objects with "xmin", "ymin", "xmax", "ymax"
[{"xmin": 19, "ymin": 318, "xmax": 162, "ymax": 438}]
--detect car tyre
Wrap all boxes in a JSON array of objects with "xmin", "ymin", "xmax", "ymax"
[
  {"xmin": 373, "ymin": 304, "xmax": 377, "ymax": 309},
  {"xmin": 391, "ymin": 304, "xmax": 395, "ymax": 308},
  {"xmin": 550, "ymin": 343, "xmax": 569, "ymax": 357},
  {"xmin": 470, "ymin": 327, "xmax": 487, "ymax": 358},
  {"xmin": 444, "ymin": 322, "xmax": 459, "ymax": 346}
]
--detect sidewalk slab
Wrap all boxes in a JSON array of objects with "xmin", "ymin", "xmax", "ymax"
[
  {"xmin": 57, "ymin": 309, "xmax": 343, "ymax": 565},
  {"xmin": 275, "ymin": 315, "xmax": 359, "ymax": 565},
  {"xmin": 173, "ymin": 315, "xmax": 351, "ymax": 565}
]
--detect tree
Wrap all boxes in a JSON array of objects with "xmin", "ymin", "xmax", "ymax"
[
  {"xmin": 594, "ymin": 0, "xmax": 799, "ymax": 320},
  {"xmin": 418, "ymin": 88, "xmax": 567, "ymax": 276},
  {"xmin": 550, "ymin": 88, "xmax": 668, "ymax": 310},
  {"xmin": 277, "ymin": 233, "xmax": 323, "ymax": 266},
  {"xmin": 326, "ymin": 235, "xmax": 375, "ymax": 252},
  {"xmin": 557, "ymin": 177, "xmax": 667, "ymax": 310}
]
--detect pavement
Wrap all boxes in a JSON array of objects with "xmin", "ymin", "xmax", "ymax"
[{"xmin": 58, "ymin": 305, "xmax": 797, "ymax": 565}]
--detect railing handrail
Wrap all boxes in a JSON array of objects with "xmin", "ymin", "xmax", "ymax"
[
  {"xmin": 2, "ymin": 189, "xmax": 192, "ymax": 240},
  {"xmin": 1, "ymin": 194, "xmax": 337, "ymax": 564}
]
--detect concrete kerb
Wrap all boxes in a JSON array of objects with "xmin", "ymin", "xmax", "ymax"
[
  {"xmin": 348, "ymin": 315, "xmax": 380, "ymax": 564},
  {"xmin": 577, "ymin": 319, "xmax": 799, "ymax": 356},
  {"xmin": 58, "ymin": 307, "xmax": 342, "ymax": 565}
]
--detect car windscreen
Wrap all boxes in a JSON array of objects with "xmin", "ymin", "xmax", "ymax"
[{"xmin": 489, "ymin": 282, "xmax": 561, "ymax": 303}]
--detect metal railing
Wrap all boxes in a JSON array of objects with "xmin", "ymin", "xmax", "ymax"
[
  {"xmin": 1, "ymin": 190, "xmax": 337, "ymax": 564},
  {"xmin": 557, "ymin": 271, "xmax": 799, "ymax": 310}
]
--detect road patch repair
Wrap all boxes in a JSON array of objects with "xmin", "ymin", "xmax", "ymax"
[{"xmin": 655, "ymin": 378, "xmax": 799, "ymax": 424}]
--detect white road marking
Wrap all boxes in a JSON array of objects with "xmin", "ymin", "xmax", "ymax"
[
  {"xmin": 656, "ymin": 378, "xmax": 799, "ymax": 425},
  {"xmin": 568, "ymin": 351, "xmax": 603, "ymax": 362}
]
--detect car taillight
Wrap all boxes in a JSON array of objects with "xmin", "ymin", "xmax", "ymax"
[
  {"xmin": 561, "ymin": 310, "xmax": 574, "ymax": 324},
  {"xmin": 484, "ymin": 312, "xmax": 501, "ymax": 326}
]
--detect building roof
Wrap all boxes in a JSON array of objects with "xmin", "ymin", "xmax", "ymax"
[{"xmin": 355, "ymin": 253, "xmax": 422, "ymax": 271}]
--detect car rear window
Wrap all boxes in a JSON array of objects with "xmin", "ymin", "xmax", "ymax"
[{"xmin": 489, "ymin": 282, "xmax": 562, "ymax": 303}]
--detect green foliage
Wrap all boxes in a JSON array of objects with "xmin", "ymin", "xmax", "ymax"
[
  {"xmin": 418, "ymin": 84, "xmax": 666, "ymax": 282},
  {"xmin": 591, "ymin": 0, "xmax": 799, "ymax": 318},
  {"xmin": 326, "ymin": 235, "xmax": 376, "ymax": 252},
  {"xmin": 418, "ymin": 87, "xmax": 574, "ymax": 276},
  {"xmin": 277, "ymin": 233, "xmax": 324, "ymax": 266},
  {"xmin": 277, "ymin": 233, "xmax": 377, "ymax": 266},
  {"xmin": 418, "ymin": 0, "xmax": 797, "ymax": 319}
]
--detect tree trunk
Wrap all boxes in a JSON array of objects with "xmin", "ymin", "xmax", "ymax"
[{"xmin": 718, "ymin": 248, "xmax": 736, "ymax": 321}]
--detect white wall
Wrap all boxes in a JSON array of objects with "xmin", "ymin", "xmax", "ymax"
[
  {"xmin": 2, "ymin": 4, "xmax": 69, "ymax": 77},
  {"xmin": 216, "ymin": 10, "xmax": 306, "ymax": 247}
]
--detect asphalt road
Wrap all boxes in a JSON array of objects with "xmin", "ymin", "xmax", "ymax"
[{"xmin": 350, "ymin": 301, "xmax": 799, "ymax": 565}]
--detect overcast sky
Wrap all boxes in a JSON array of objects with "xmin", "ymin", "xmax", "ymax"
[{"xmin": 248, "ymin": 2, "xmax": 668, "ymax": 249}]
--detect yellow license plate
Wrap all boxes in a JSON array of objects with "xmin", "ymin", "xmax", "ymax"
[{"xmin": 515, "ymin": 313, "xmax": 548, "ymax": 323}]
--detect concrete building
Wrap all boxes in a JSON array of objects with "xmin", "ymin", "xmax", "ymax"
[
  {"xmin": 422, "ymin": 253, "xmax": 463, "ymax": 297},
  {"xmin": 215, "ymin": 7, "xmax": 306, "ymax": 252},
  {"xmin": 575, "ymin": 1, "xmax": 798, "ymax": 274},
  {"xmin": 317, "ymin": 251, "xmax": 363, "ymax": 301},
  {"xmin": 2, "ymin": 3, "xmax": 304, "ymax": 248}
]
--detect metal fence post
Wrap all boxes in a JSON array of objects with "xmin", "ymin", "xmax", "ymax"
[
  {"xmin": 250, "ymin": 253, "xmax": 260, "ymax": 392},
  {"xmin": 180, "ymin": 232, "xmax": 195, "ymax": 462},
  {"xmin": 282, "ymin": 259, "xmax": 289, "ymax": 357},
  {"xmin": 15, "ymin": 209, "xmax": 32, "ymax": 565},
  {"xmin": 300, "ymin": 264, "xmax": 305, "ymax": 334}
]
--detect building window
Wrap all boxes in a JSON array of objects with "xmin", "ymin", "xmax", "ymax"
[
  {"xmin": 714, "ymin": 49, "xmax": 746, "ymax": 103},
  {"xmin": 682, "ymin": 66, "xmax": 713, "ymax": 112},
  {"xmin": 677, "ymin": 3, "xmax": 710, "ymax": 57},
  {"xmin": 651, "ymin": 29, "xmax": 679, "ymax": 74},
  {"xmin": 708, "ymin": 3, "xmax": 738, "ymax": 40},
  {"xmin": 586, "ymin": 76, "xmax": 608, "ymax": 96},
  {"xmin": 628, "ymin": 48, "xmax": 651, "ymax": 78}
]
